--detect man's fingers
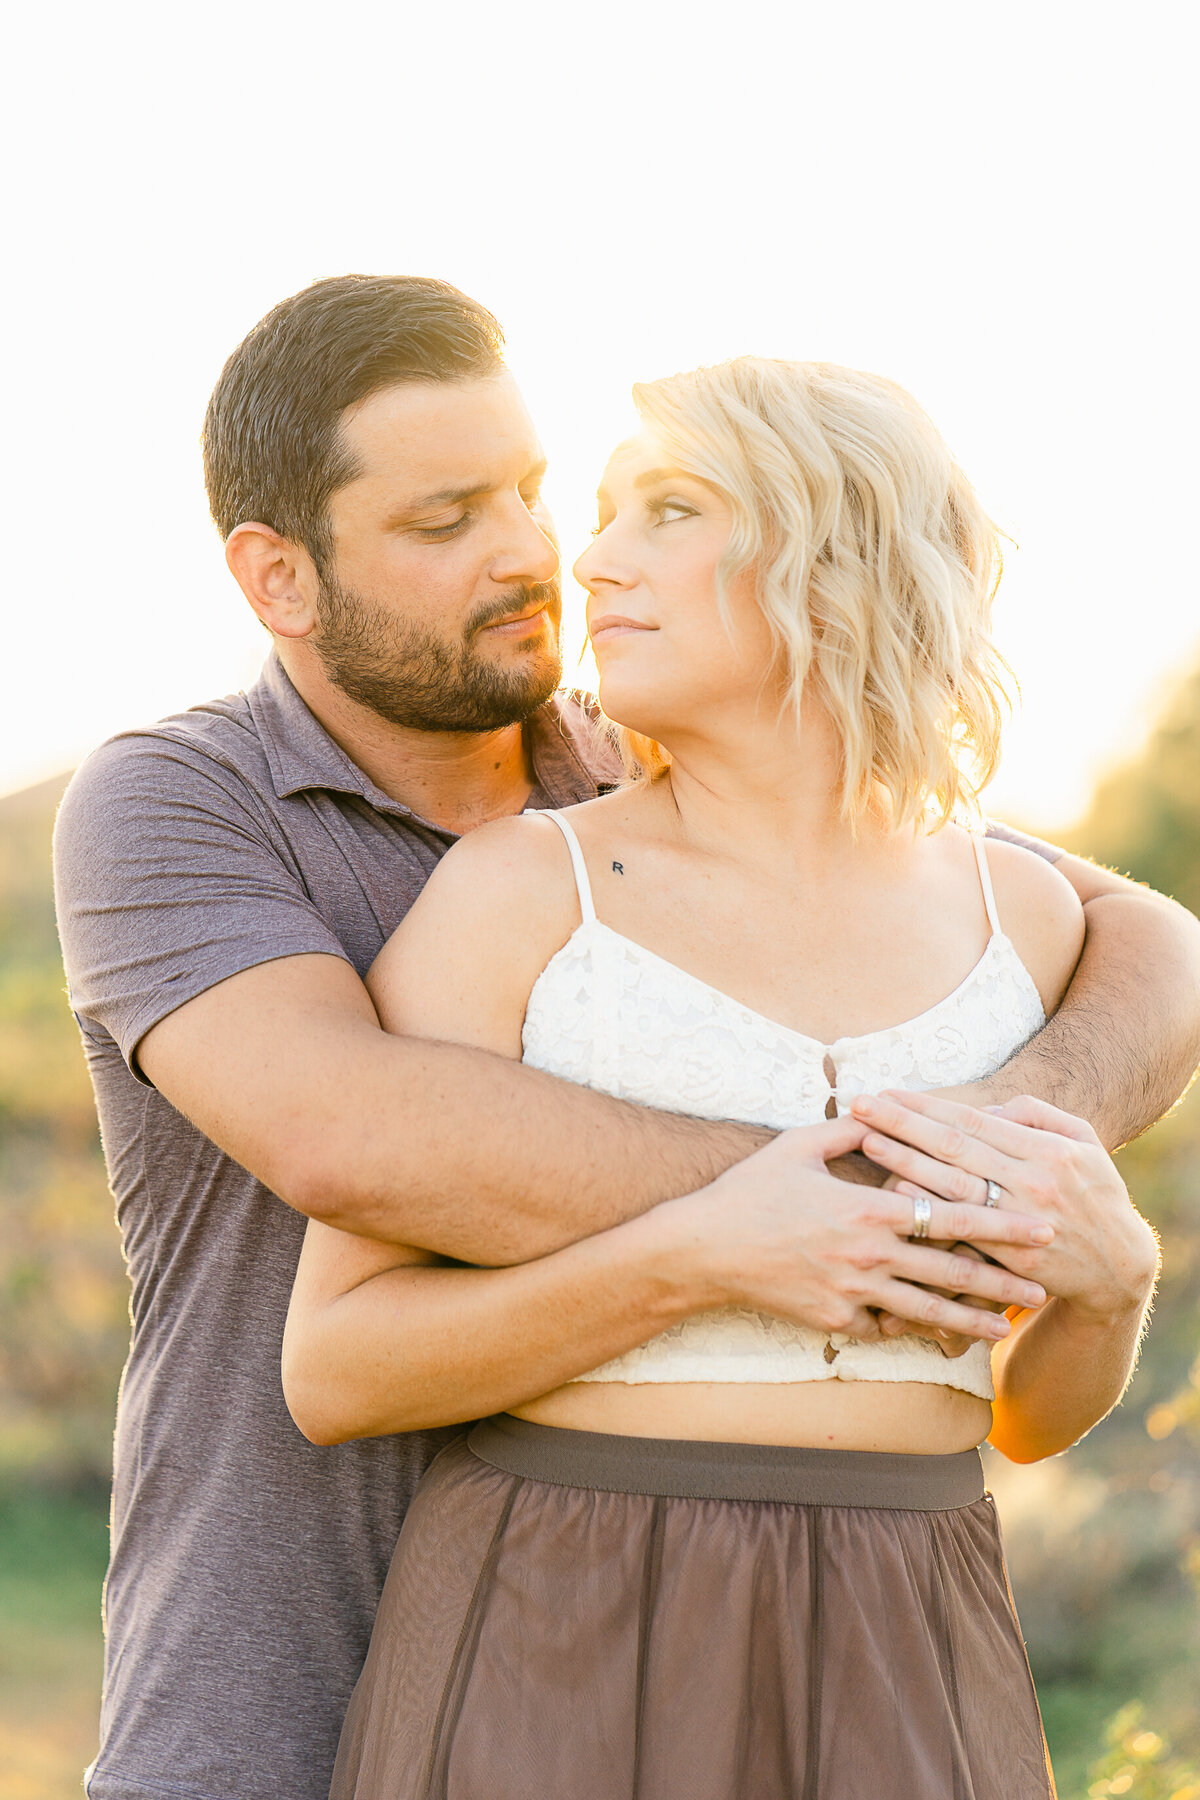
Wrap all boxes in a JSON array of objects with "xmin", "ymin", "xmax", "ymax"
[
  {"xmin": 870, "ymin": 1281, "xmax": 1013, "ymax": 1341},
  {"xmin": 877, "ymin": 1312, "xmax": 975, "ymax": 1358},
  {"xmin": 812, "ymin": 1114, "xmax": 872, "ymax": 1161},
  {"xmin": 860, "ymin": 1134, "xmax": 1005, "ymax": 1203},
  {"xmin": 987, "ymin": 1094, "xmax": 1100, "ymax": 1144},
  {"xmin": 883, "ymin": 1185, "xmax": 1054, "ymax": 1248},
  {"xmin": 781, "ymin": 1116, "xmax": 870, "ymax": 1164},
  {"xmin": 893, "ymin": 1243, "xmax": 1046, "ymax": 1311}
]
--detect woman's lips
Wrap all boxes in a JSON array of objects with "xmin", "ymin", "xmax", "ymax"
[{"xmin": 589, "ymin": 615, "xmax": 654, "ymax": 646}]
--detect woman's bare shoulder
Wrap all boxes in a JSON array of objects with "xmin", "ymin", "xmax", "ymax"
[
  {"xmin": 981, "ymin": 834, "xmax": 1086, "ymax": 1013},
  {"xmin": 366, "ymin": 812, "xmax": 586, "ymax": 1051}
]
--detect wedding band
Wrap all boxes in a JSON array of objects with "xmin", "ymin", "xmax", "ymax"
[
  {"xmin": 985, "ymin": 1180, "xmax": 1003, "ymax": 1208},
  {"xmin": 911, "ymin": 1194, "xmax": 933, "ymax": 1240}
]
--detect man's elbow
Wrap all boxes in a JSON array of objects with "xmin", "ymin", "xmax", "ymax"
[{"xmin": 267, "ymin": 1140, "xmax": 382, "ymax": 1236}]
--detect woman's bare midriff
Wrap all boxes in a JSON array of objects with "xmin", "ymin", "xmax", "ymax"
[{"xmin": 510, "ymin": 1379, "xmax": 992, "ymax": 1455}]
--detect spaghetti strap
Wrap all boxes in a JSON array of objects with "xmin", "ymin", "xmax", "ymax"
[
  {"xmin": 972, "ymin": 833, "xmax": 1003, "ymax": 938},
  {"xmin": 538, "ymin": 810, "xmax": 597, "ymax": 924}
]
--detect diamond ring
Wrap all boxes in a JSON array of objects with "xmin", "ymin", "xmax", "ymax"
[
  {"xmin": 984, "ymin": 1180, "xmax": 1003, "ymax": 1208},
  {"xmin": 911, "ymin": 1194, "xmax": 933, "ymax": 1240}
]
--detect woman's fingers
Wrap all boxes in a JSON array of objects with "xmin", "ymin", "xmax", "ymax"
[{"xmin": 853, "ymin": 1090, "xmax": 1042, "ymax": 1165}]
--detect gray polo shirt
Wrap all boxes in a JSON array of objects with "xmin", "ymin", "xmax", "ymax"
[{"xmin": 53, "ymin": 652, "xmax": 618, "ymax": 1800}]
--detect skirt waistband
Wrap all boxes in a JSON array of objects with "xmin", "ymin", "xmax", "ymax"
[{"xmin": 467, "ymin": 1416, "xmax": 986, "ymax": 1510}]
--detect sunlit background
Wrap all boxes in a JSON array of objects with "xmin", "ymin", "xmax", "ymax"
[
  {"xmin": 3, "ymin": 1, "xmax": 1197, "ymax": 832},
  {"xmin": 2, "ymin": 5, "xmax": 1198, "ymax": 1798}
]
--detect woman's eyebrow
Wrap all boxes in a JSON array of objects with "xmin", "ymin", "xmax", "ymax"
[{"xmin": 633, "ymin": 467, "xmax": 692, "ymax": 490}]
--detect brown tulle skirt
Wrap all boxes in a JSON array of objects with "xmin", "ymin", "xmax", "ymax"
[{"xmin": 331, "ymin": 1417, "xmax": 1055, "ymax": 1800}]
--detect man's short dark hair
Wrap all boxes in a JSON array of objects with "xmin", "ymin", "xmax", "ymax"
[{"xmin": 203, "ymin": 275, "xmax": 505, "ymax": 569}]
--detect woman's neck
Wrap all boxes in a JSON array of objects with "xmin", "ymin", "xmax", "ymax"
[{"xmin": 652, "ymin": 701, "xmax": 894, "ymax": 873}]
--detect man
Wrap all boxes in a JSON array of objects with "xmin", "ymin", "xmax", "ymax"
[{"xmin": 54, "ymin": 275, "xmax": 1200, "ymax": 1800}]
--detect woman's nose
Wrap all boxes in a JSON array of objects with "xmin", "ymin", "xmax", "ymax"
[{"xmin": 573, "ymin": 529, "xmax": 633, "ymax": 591}]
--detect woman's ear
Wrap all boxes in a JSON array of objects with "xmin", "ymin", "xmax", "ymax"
[{"xmin": 225, "ymin": 523, "xmax": 321, "ymax": 639}]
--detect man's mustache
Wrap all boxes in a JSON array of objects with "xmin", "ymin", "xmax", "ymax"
[{"xmin": 467, "ymin": 580, "xmax": 562, "ymax": 638}]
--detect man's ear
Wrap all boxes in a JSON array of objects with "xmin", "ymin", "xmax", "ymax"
[{"xmin": 225, "ymin": 523, "xmax": 321, "ymax": 638}]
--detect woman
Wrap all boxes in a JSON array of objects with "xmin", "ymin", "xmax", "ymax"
[{"xmin": 283, "ymin": 359, "xmax": 1158, "ymax": 1798}]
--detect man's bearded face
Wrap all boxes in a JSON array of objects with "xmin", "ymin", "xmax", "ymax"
[{"xmin": 311, "ymin": 571, "xmax": 563, "ymax": 732}]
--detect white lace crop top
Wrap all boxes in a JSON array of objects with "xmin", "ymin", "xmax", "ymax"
[{"xmin": 521, "ymin": 812, "xmax": 1047, "ymax": 1403}]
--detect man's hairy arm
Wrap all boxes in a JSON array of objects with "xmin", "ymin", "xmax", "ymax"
[
  {"xmin": 949, "ymin": 854, "xmax": 1200, "ymax": 1147},
  {"xmin": 138, "ymin": 954, "xmax": 771, "ymax": 1264}
]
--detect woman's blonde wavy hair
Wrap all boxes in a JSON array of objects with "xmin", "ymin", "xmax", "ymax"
[{"xmin": 615, "ymin": 358, "xmax": 1012, "ymax": 830}]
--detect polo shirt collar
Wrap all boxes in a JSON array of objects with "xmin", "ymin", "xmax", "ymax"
[{"xmin": 247, "ymin": 651, "xmax": 609, "ymax": 826}]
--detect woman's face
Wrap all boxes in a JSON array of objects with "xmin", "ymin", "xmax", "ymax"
[{"xmin": 573, "ymin": 432, "xmax": 779, "ymax": 745}]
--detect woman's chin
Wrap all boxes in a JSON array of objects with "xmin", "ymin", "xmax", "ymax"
[{"xmin": 595, "ymin": 677, "xmax": 677, "ymax": 740}]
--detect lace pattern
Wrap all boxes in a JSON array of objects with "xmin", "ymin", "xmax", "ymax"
[{"xmin": 522, "ymin": 918, "xmax": 1046, "ymax": 1402}]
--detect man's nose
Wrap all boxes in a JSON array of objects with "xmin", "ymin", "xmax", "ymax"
[{"xmin": 491, "ymin": 498, "xmax": 560, "ymax": 587}]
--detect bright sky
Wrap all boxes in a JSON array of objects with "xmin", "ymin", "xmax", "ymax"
[{"xmin": 4, "ymin": 2, "xmax": 1196, "ymax": 832}]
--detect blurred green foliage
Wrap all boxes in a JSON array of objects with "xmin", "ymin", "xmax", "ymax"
[
  {"xmin": 0, "ymin": 662, "xmax": 1197, "ymax": 1798},
  {"xmin": 1065, "ymin": 663, "xmax": 1200, "ymax": 919},
  {"xmin": 1084, "ymin": 1702, "xmax": 1200, "ymax": 1799},
  {"xmin": 0, "ymin": 777, "xmax": 129, "ymax": 1491}
]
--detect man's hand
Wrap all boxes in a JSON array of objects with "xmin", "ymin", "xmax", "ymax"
[
  {"xmin": 848, "ymin": 1090, "xmax": 1160, "ymax": 1321},
  {"xmin": 660, "ymin": 1114, "xmax": 1054, "ymax": 1342}
]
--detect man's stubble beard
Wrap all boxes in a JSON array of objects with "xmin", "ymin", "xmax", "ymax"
[{"xmin": 310, "ymin": 575, "xmax": 564, "ymax": 732}]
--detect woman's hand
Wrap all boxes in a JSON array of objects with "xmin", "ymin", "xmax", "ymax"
[
  {"xmin": 849, "ymin": 1091, "xmax": 1160, "ymax": 1325},
  {"xmin": 668, "ymin": 1114, "xmax": 1054, "ymax": 1342}
]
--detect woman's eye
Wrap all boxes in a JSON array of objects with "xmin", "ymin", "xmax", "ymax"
[{"xmin": 654, "ymin": 500, "xmax": 696, "ymax": 525}]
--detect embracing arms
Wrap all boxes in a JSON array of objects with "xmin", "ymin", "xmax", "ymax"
[
  {"xmin": 282, "ymin": 828, "xmax": 1057, "ymax": 1444},
  {"xmin": 283, "ymin": 1150, "xmax": 1055, "ymax": 1442},
  {"xmin": 951, "ymin": 846, "xmax": 1200, "ymax": 1148},
  {"xmin": 139, "ymin": 833, "xmax": 1200, "ymax": 1266},
  {"xmin": 282, "ymin": 822, "xmax": 1175, "ymax": 1450}
]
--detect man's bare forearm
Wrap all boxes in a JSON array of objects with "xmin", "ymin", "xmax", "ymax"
[
  {"xmin": 303, "ymin": 1031, "xmax": 775, "ymax": 1262},
  {"xmin": 949, "ymin": 892, "xmax": 1200, "ymax": 1148},
  {"xmin": 140, "ymin": 956, "xmax": 772, "ymax": 1263}
]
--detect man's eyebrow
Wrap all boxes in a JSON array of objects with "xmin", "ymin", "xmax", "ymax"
[
  {"xmin": 390, "ymin": 482, "xmax": 489, "ymax": 521},
  {"xmin": 392, "ymin": 459, "xmax": 548, "ymax": 522}
]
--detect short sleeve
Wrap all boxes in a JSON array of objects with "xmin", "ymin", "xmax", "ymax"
[
  {"xmin": 984, "ymin": 820, "xmax": 1064, "ymax": 864},
  {"xmin": 53, "ymin": 733, "xmax": 351, "ymax": 1082}
]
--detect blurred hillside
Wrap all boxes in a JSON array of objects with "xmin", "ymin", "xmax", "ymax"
[{"xmin": 0, "ymin": 672, "xmax": 1198, "ymax": 1798}]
